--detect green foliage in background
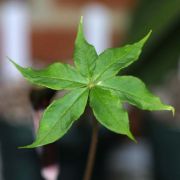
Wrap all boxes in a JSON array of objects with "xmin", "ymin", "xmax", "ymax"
[
  {"xmin": 127, "ymin": 0, "xmax": 180, "ymax": 84},
  {"xmin": 10, "ymin": 17, "xmax": 174, "ymax": 148}
]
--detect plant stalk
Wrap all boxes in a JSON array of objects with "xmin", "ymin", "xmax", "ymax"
[{"xmin": 83, "ymin": 118, "xmax": 99, "ymax": 180}]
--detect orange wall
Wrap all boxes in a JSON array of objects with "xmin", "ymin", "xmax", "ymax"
[{"xmin": 31, "ymin": 0, "xmax": 136, "ymax": 64}]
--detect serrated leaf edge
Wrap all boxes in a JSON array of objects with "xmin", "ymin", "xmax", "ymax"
[{"xmin": 19, "ymin": 88, "xmax": 89, "ymax": 148}]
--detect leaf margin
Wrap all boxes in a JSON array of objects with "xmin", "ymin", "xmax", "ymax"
[
  {"xmin": 20, "ymin": 87, "xmax": 89, "ymax": 148},
  {"xmin": 73, "ymin": 16, "xmax": 98, "ymax": 78},
  {"xmin": 92, "ymin": 30, "xmax": 152, "ymax": 82},
  {"xmin": 9, "ymin": 58, "xmax": 88, "ymax": 90},
  {"xmin": 90, "ymin": 86, "xmax": 135, "ymax": 141},
  {"xmin": 97, "ymin": 75, "xmax": 175, "ymax": 115}
]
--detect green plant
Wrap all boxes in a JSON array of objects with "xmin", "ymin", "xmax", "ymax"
[{"xmin": 10, "ymin": 17, "xmax": 174, "ymax": 180}]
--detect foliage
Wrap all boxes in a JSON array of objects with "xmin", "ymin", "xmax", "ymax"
[{"xmin": 10, "ymin": 17, "xmax": 174, "ymax": 148}]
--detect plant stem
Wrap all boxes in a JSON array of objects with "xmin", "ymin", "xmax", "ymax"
[{"xmin": 83, "ymin": 118, "xmax": 99, "ymax": 180}]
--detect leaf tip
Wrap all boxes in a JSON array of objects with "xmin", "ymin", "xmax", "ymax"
[
  {"xmin": 18, "ymin": 145, "xmax": 29, "ymax": 149},
  {"xmin": 160, "ymin": 104, "xmax": 175, "ymax": 116},
  {"xmin": 162, "ymin": 104, "xmax": 175, "ymax": 116},
  {"xmin": 76, "ymin": 16, "xmax": 85, "ymax": 42},
  {"xmin": 18, "ymin": 146, "xmax": 27, "ymax": 149},
  {"xmin": 7, "ymin": 57, "xmax": 21, "ymax": 70},
  {"xmin": 80, "ymin": 16, "xmax": 83, "ymax": 24},
  {"xmin": 140, "ymin": 30, "xmax": 152, "ymax": 44},
  {"xmin": 127, "ymin": 131, "xmax": 137, "ymax": 143},
  {"xmin": 18, "ymin": 144, "xmax": 35, "ymax": 149},
  {"xmin": 169, "ymin": 106, "xmax": 175, "ymax": 116},
  {"xmin": 7, "ymin": 56, "xmax": 15, "ymax": 65},
  {"xmin": 148, "ymin": 29, "xmax": 152, "ymax": 36},
  {"xmin": 18, "ymin": 142, "xmax": 43, "ymax": 149}
]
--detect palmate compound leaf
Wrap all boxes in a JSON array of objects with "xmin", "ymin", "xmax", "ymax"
[
  {"xmin": 21, "ymin": 88, "xmax": 89, "ymax": 148},
  {"xmin": 92, "ymin": 31, "xmax": 152, "ymax": 81},
  {"xmin": 98, "ymin": 76, "xmax": 174, "ymax": 114},
  {"xmin": 9, "ymin": 17, "xmax": 174, "ymax": 148},
  {"xmin": 9, "ymin": 59, "xmax": 88, "ymax": 90},
  {"xmin": 90, "ymin": 87, "xmax": 135, "ymax": 141},
  {"xmin": 74, "ymin": 17, "xmax": 98, "ymax": 78}
]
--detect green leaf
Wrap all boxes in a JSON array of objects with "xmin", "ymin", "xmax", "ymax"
[
  {"xmin": 9, "ymin": 59, "xmax": 88, "ymax": 90},
  {"xmin": 74, "ymin": 17, "xmax": 98, "ymax": 78},
  {"xmin": 90, "ymin": 87, "xmax": 134, "ymax": 140},
  {"xmin": 21, "ymin": 88, "xmax": 89, "ymax": 148},
  {"xmin": 9, "ymin": 16, "xmax": 174, "ymax": 148},
  {"xmin": 99, "ymin": 76, "xmax": 174, "ymax": 114},
  {"xmin": 93, "ymin": 31, "xmax": 152, "ymax": 81}
]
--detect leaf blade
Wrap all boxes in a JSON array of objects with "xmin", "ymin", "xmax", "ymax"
[
  {"xmin": 99, "ymin": 76, "xmax": 174, "ymax": 114},
  {"xmin": 9, "ymin": 59, "xmax": 88, "ymax": 90},
  {"xmin": 21, "ymin": 88, "xmax": 89, "ymax": 148},
  {"xmin": 93, "ymin": 31, "xmax": 151, "ymax": 81},
  {"xmin": 90, "ymin": 87, "xmax": 134, "ymax": 140},
  {"xmin": 74, "ymin": 17, "xmax": 98, "ymax": 78}
]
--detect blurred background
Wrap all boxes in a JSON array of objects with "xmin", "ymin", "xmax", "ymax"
[{"xmin": 0, "ymin": 0, "xmax": 180, "ymax": 180}]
